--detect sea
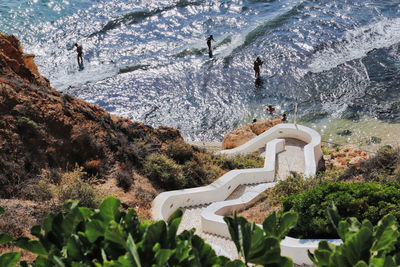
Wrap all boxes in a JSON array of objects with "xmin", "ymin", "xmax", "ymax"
[{"xmin": 1, "ymin": 0, "xmax": 400, "ymax": 151}]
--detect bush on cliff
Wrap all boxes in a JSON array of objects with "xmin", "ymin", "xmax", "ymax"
[
  {"xmin": 340, "ymin": 145, "xmax": 400, "ymax": 183},
  {"xmin": 283, "ymin": 182, "xmax": 400, "ymax": 238},
  {"xmin": 271, "ymin": 168, "xmax": 343, "ymax": 204},
  {"xmin": 56, "ymin": 166, "xmax": 102, "ymax": 208},
  {"xmin": 212, "ymin": 153, "xmax": 264, "ymax": 170},
  {"xmin": 165, "ymin": 141, "xmax": 194, "ymax": 164},
  {"xmin": 144, "ymin": 154, "xmax": 186, "ymax": 190},
  {"xmin": 115, "ymin": 169, "xmax": 134, "ymax": 192},
  {"xmin": 15, "ymin": 117, "xmax": 40, "ymax": 138},
  {"xmin": 143, "ymin": 141, "xmax": 265, "ymax": 190},
  {"xmin": 182, "ymin": 158, "xmax": 221, "ymax": 186}
]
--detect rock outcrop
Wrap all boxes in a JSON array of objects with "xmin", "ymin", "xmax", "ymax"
[
  {"xmin": 0, "ymin": 33, "xmax": 182, "ymax": 198},
  {"xmin": 222, "ymin": 119, "xmax": 282, "ymax": 149},
  {"xmin": 0, "ymin": 33, "xmax": 49, "ymax": 87}
]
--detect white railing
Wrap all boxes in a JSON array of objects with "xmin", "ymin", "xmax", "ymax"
[{"xmin": 218, "ymin": 123, "xmax": 321, "ymax": 176}]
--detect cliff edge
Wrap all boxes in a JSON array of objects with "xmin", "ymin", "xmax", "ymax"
[{"xmin": 0, "ymin": 33, "xmax": 181, "ymax": 198}]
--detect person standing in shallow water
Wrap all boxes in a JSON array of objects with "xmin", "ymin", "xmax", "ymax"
[
  {"xmin": 282, "ymin": 113, "xmax": 287, "ymax": 122},
  {"xmin": 75, "ymin": 43, "xmax": 83, "ymax": 66},
  {"xmin": 206, "ymin": 35, "xmax": 215, "ymax": 58},
  {"xmin": 266, "ymin": 105, "xmax": 275, "ymax": 116},
  {"xmin": 254, "ymin": 57, "xmax": 263, "ymax": 79}
]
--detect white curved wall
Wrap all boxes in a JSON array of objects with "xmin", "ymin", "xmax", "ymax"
[
  {"xmin": 201, "ymin": 182, "xmax": 276, "ymax": 238},
  {"xmin": 152, "ymin": 139, "xmax": 285, "ymax": 221},
  {"xmin": 219, "ymin": 123, "xmax": 322, "ymax": 176},
  {"xmin": 280, "ymin": 236, "xmax": 341, "ymax": 265}
]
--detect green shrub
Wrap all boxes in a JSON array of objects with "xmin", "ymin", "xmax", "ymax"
[
  {"xmin": 16, "ymin": 116, "xmax": 39, "ymax": 137},
  {"xmin": 33, "ymin": 176, "xmax": 53, "ymax": 201},
  {"xmin": 271, "ymin": 172, "xmax": 311, "ymax": 203},
  {"xmin": 144, "ymin": 154, "xmax": 186, "ymax": 189},
  {"xmin": 143, "ymin": 148, "xmax": 265, "ymax": 191},
  {"xmin": 165, "ymin": 141, "xmax": 194, "ymax": 164},
  {"xmin": 213, "ymin": 153, "xmax": 264, "ymax": 170},
  {"xmin": 182, "ymin": 159, "xmax": 221, "ymax": 187},
  {"xmin": 321, "ymin": 146, "xmax": 331, "ymax": 156},
  {"xmin": 283, "ymin": 182, "xmax": 400, "ymax": 238},
  {"xmin": 179, "ymin": 151, "xmax": 264, "ymax": 188},
  {"xmin": 270, "ymin": 169, "xmax": 343, "ymax": 205},
  {"xmin": 57, "ymin": 166, "xmax": 101, "ymax": 208},
  {"xmin": 116, "ymin": 169, "xmax": 134, "ymax": 192},
  {"xmin": 317, "ymin": 167, "xmax": 344, "ymax": 181}
]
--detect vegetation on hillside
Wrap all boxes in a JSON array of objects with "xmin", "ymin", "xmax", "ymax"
[
  {"xmin": 239, "ymin": 146, "xmax": 400, "ymax": 239},
  {"xmin": 339, "ymin": 145, "xmax": 400, "ymax": 183},
  {"xmin": 144, "ymin": 141, "xmax": 264, "ymax": 190}
]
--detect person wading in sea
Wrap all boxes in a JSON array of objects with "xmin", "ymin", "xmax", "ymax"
[
  {"xmin": 266, "ymin": 104, "xmax": 275, "ymax": 115},
  {"xmin": 254, "ymin": 57, "xmax": 263, "ymax": 79},
  {"xmin": 75, "ymin": 43, "xmax": 83, "ymax": 66},
  {"xmin": 282, "ymin": 113, "xmax": 287, "ymax": 122},
  {"xmin": 206, "ymin": 35, "xmax": 215, "ymax": 58}
]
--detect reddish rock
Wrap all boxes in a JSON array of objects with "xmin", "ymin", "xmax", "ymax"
[
  {"xmin": 0, "ymin": 33, "xmax": 49, "ymax": 87},
  {"xmin": 222, "ymin": 119, "xmax": 281, "ymax": 149},
  {"xmin": 222, "ymin": 124, "xmax": 257, "ymax": 150},
  {"xmin": 250, "ymin": 119, "xmax": 281, "ymax": 135}
]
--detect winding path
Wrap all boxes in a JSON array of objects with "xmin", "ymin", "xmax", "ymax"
[{"xmin": 152, "ymin": 123, "xmax": 322, "ymax": 264}]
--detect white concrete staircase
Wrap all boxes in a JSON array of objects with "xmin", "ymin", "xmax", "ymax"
[{"xmin": 151, "ymin": 123, "xmax": 326, "ymax": 265}]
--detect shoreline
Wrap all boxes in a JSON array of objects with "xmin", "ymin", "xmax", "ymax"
[{"xmin": 185, "ymin": 115, "xmax": 400, "ymax": 155}]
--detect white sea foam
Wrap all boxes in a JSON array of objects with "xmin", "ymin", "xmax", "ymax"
[
  {"xmin": 309, "ymin": 18, "xmax": 400, "ymax": 73},
  {"xmin": 51, "ymin": 63, "xmax": 118, "ymax": 91}
]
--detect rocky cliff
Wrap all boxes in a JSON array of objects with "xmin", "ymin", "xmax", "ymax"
[{"xmin": 0, "ymin": 33, "xmax": 181, "ymax": 198}]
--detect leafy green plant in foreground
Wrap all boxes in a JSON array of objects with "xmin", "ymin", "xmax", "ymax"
[
  {"xmin": 0, "ymin": 199, "xmax": 298, "ymax": 267},
  {"xmin": 309, "ymin": 204, "xmax": 400, "ymax": 267},
  {"xmin": 0, "ymin": 198, "xmax": 232, "ymax": 266},
  {"xmin": 224, "ymin": 210, "xmax": 298, "ymax": 266},
  {"xmin": 2, "ymin": 198, "xmax": 400, "ymax": 267}
]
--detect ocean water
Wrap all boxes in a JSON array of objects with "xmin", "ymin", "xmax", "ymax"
[{"xmin": 1, "ymin": 0, "xmax": 400, "ymax": 149}]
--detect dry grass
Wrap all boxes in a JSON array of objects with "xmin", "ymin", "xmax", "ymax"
[
  {"xmin": 237, "ymin": 188, "xmax": 281, "ymax": 224},
  {"xmin": 0, "ymin": 199, "xmax": 54, "ymax": 237},
  {"xmin": 95, "ymin": 171, "xmax": 158, "ymax": 221}
]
